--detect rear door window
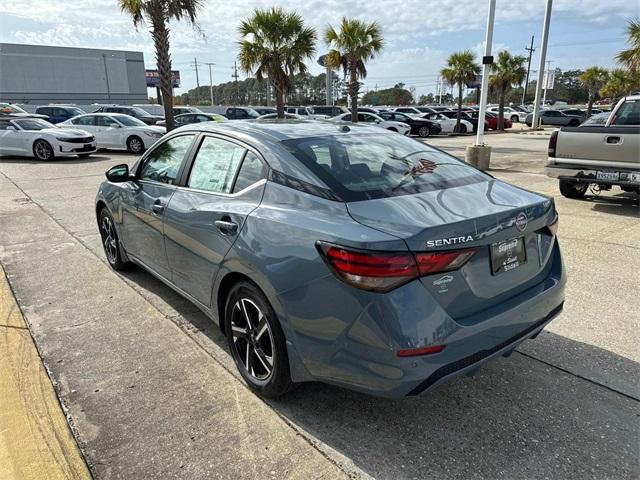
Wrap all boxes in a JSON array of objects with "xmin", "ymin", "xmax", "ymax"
[
  {"xmin": 187, "ymin": 136, "xmax": 246, "ymax": 193},
  {"xmin": 282, "ymin": 134, "xmax": 489, "ymax": 201},
  {"xmin": 232, "ymin": 152, "xmax": 266, "ymax": 193}
]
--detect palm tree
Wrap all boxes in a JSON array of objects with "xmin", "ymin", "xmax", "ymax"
[
  {"xmin": 238, "ymin": 8, "xmax": 316, "ymax": 119},
  {"xmin": 119, "ymin": 0, "xmax": 202, "ymax": 131},
  {"xmin": 616, "ymin": 17, "xmax": 640, "ymax": 73},
  {"xmin": 441, "ymin": 51, "xmax": 480, "ymax": 132},
  {"xmin": 325, "ymin": 18, "xmax": 384, "ymax": 122},
  {"xmin": 489, "ymin": 51, "xmax": 526, "ymax": 130},
  {"xmin": 599, "ymin": 68, "xmax": 640, "ymax": 102},
  {"xmin": 579, "ymin": 67, "xmax": 609, "ymax": 116}
]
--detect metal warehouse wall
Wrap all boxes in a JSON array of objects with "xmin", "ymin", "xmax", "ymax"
[{"xmin": 0, "ymin": 43, "xmax": 148, "ymax": 105}]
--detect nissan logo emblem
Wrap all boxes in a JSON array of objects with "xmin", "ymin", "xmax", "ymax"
[{"xmin": 515, "ymin": 212, "xmax": 528, "ymax": 232}]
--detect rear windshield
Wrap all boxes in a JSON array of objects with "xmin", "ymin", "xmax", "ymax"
[{"xmin": 281, "ymin": 134, "xmax": 489, "ymax": 201}]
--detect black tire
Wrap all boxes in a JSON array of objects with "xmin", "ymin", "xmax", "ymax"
[
  {"xmin": 510, "ymin": 115, "xmax": 519, "ymax": 123},
  {"xmin": 126, "ymin": 135, "xmax": 145, "ymax": 154},
  {"xmin": 33, "ymin": 140, "xmax": 54, "ymax": 161},
  {"xmin": 224, "ymin": 281, "xmax": 292, "ymax": 398},
  {"xmin": 417, "ymin": 126, "xmax": 431, "ymax": 138},
  {"xmin": 98, "ymin": 208, "xmax": 130, "ymax": 270},
  {"xmin": 454, "ymin": 123, "xmax": 467, "ymax": 134},
  {"xmin": 559, "ymin": 180, "xmax": 588, "ymax": 199}
]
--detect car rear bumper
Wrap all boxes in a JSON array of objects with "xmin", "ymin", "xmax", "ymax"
[
  {"xmin": 278, "ymin": 240, "xmax": 566, "ymax": 398},
  {"xmin": 545, "ymin": 163, "xmax": 640, "ymax": 187}
]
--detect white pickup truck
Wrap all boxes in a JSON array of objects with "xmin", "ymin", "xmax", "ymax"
[{"xmin": 545, "ymin": 95, "xmax": 640, "ymax": 198}]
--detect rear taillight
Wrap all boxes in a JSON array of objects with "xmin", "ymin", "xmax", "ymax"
[
  {"xmin": 548, "ymin": 130, "xmax": 558, "ymax": 157},
  {"xmin": 397, "ymin": 345, "xmax": 446, "ymax": 357},
  {"xmin": 316, "ymin": 241, "xmax": 477, "ymax": 292}
]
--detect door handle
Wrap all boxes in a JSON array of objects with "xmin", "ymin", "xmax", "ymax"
[
  {"xmin": 215, "ymin": 220, "xmax": 238, "ymax": 235},
  {"xmin": 605, "ymin": 136, "xmax": 621, "ymax": 144},
  {"xmin": 151, "ymin": 201, "xmax": 165, "ymax": 215}
]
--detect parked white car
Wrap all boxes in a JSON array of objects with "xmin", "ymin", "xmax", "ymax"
[
  {"xmin": 487, "ymin": 106, "xmax": 527, "ymax": 123},
  {"xmin": 332, "ymin": 112, "xmax": 411, "ymax": 135},
  {"xmin": 59, "ymin": 113, "xmax": 165, "ymax": 153},
  {"xmin": 0, "ymin": 116, "xmax": 96, "ymax": 160},
  {"xmin": 418, "ymin": 113, "xmax": 474, "ymax": 134}
]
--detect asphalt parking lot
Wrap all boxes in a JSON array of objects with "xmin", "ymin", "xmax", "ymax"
[{"xmin": 0, "ymin": 132, "xmax": 638, "ymax": 479}]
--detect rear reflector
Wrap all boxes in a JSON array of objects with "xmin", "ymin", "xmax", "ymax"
[
  {"xmin": 397, "ymin": 345, "xmax": 446, "ymax": 357},
  {"xmin": 316, "ymin": 241, "xmax": 477, "ymax": 292}
]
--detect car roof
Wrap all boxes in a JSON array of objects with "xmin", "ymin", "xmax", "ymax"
[{"xmin": 173, "ymin": 119, "xmax": 386, "ymax": 142}]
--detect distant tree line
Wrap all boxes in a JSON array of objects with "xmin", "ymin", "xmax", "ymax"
[{"xmin": 179, "ymin": 72, "xmax": 348, "ymax": 106}]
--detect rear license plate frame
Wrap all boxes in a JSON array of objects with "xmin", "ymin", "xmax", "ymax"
[
  {"xmin": 596, "ymin": 170, "xmax": 619, "ymax": 181},
  {"xmin": 490, "ymin": 237, "xmax": 527, "ymax": 275}
]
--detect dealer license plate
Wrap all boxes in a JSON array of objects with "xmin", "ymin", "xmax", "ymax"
[{"xmin": 490, "ymin": 237, "xmax": 527, "ymax": 275}]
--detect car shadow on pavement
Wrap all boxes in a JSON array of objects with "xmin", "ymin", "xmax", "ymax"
[
  {"xmin": 583, "ymin": 192, "xmax": 639, "ymax": 218},
  {"xmin": 119, "ymin": 266, "xmax": 639, "ymax": 480}
]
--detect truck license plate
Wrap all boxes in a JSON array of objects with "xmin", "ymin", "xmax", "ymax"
[{"xmin": 596, "ymin": 171, "xmax": 619, "ymax": 181}]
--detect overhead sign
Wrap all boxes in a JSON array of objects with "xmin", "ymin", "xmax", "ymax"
[
  {"xmin": 145, "ymin": 69, "xmax": 181, "ymax": 88},
  {"xmin": 543, "ymin": 69, "xmax": 555, "ymax": 90}
]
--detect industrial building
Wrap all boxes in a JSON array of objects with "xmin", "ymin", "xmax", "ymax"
[{"xmin": 0, "ymin": 43, "xmax": 147, "ymax": 105}]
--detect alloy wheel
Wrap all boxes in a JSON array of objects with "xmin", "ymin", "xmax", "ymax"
[
  {"xmin": 101, "ymin": 215, "xmax": 118, "ymax": 264},
  {"xmin": 230, "ymin": 298, "xmax": 274, "ymax": 381},
  {"xmin": 128, "ymin": 137, "xmax": 143, "ymax": 153},
  {"xmin": 34, "ymin": 141, "xmax": 52, "ymax": 160}
]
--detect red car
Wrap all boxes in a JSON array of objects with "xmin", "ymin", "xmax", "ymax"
[{"xmin": 485, "ymin": 112, "xmax": 512, "ymax": 130}]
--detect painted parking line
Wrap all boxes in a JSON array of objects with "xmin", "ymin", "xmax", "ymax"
[{"xmin": 0, "ymin": 267, "xmax": 91, "ymax": 480}]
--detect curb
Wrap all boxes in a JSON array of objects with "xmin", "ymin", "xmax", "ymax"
[{"xmin": 0, "ymin": 267, "xmax": 92, "ymax": 480}]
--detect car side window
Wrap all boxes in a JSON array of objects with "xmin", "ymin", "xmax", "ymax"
[
  {"xmin": 611, "ymin": 100, "xmax": 640, "ymax": 126},
  {"xmin": 73, "ymin": 115, "xmax": 94, "ymax": 126},
  {"xmin": 95, "ymin": 116, "xmax": 113, "ymax": 127},
  {"xmin": 139, "ymin": 134, "xmax": 195, "ymax": 184},
  {"xmin": 187, "ymin": 136, "xmax": 246, "ymax": 193},
  {"xmin": 39, "ymin": 107, "xmax": 52, "ymax": 116},
  {"xmin": 232, "ymin": 151, "xmax": 266, "ymax": 193},
  {"xmin": 53, "ymin": 108, "xmax": 67, "ymax": 117},
  {"xmin": 0, "ymin": 120, "xmax": 12, "ymax": 130}
]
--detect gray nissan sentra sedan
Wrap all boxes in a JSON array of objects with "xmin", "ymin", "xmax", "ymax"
[{"xmin": 95, "ymin": 120, "xmax": 565, "ymax": 398}]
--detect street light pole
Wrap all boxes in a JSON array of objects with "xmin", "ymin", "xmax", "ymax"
[
  {"xmin": 532, "ymin": 0, "xmax": 553, "ymax": 129},
  {"xmin": 475, "ymin": 0, "xmax": 496, "ymax": 146}
]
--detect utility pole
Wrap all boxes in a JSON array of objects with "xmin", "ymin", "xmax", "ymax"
[
  {"xmin": 203, "ymin": 62, "xmax": 215, "ymax": 105},
  {"xmin": 532, "ymin": 0, "xmax": 553, "ymax": 129},
  {"xmin": 232, "ymin": 61, "xmax": 240, "ymax": 106},
  {"xmin": 522, "ymin": 36, "xmax": 535, "ymax": 105},
  {"xmin": 191, "ymin": 57, "xmax": 200, "ymax": 88}
]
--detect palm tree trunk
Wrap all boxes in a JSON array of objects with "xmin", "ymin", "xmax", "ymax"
[
  {"xmin": 274, "ymin": 82, "xmax": 285, "ymax": 118},
  {"xmin": 149, "ymin": 12, "xmax": 174, "ymax": 131},
  {"xmin": 455, "ymin": 83, "xmax": 463, "ymax": 131},
  {"xmin": 498, "ymin": 89, "xmax": 505, "ymax": 130},
  {"xmin": 350, "ymin": 65, "xmax": 358, "ymax": 123},
  {"xmin": 587, "ymin": 93, "xmax": 593, "ymax": 117}
]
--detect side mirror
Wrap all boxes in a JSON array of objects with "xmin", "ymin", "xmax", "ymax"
[
  {"xmin": 109, "ymin": 123, "xmax": 120, "ymax": 128},
  {"xmin": 106, "ymin": 164, "xmax": 132, "ymax": 183}
]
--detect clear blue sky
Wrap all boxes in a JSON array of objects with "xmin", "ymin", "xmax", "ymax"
[{"xmin": 0, "ymin": 0, "xmax": 636, "ymax": 98}]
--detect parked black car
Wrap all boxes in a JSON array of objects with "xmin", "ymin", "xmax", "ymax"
[
  {"xmin": 253, "ymin": 107, "xmax": 277, "ymax": 116},
  {"xmin": 93, "ymin": 105, "xmax": 163, "ymax": 125},
  {"xmin": 378, "ymin": 111, "xmax": 442, "ymax": 137}
]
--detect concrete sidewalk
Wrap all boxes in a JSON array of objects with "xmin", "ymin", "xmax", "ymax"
[{"xmin": 0, "ymin": 266, "xmax": 91, "ymax": 480}]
